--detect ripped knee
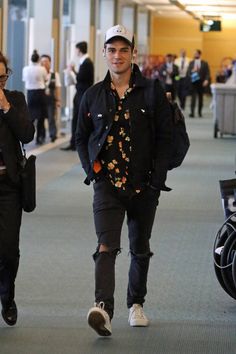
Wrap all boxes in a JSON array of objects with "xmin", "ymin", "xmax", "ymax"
[
  {"xmin": 93, "ymin": 244, "xmax": 121, "ymax": 261},
  {"xmin": 130, "ymin": 250, "xmax": 154, "ymax": 259}
]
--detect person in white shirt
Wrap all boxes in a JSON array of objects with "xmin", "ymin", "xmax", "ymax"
[
  {"xmin": 175, "ymin": 49, "xmax": 190, "ymax": 110},
  {"xmin": 22, "ymin": 50, "xmax": 47, "ymax": 144},
  {"xmin": 41, "ymin": 54, "xmax": 62, "ymax": 142}
]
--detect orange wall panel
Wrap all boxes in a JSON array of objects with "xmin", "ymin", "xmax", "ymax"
[{"xmin": 151, "ymin": 17, "xmax": 236, "ymax": 83}]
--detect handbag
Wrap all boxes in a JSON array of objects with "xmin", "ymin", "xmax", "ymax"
[{"xmin": 20, "ymin": 144, "xmax": 36, "ymax": 212}]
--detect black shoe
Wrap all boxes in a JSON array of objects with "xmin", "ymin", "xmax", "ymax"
[
  {"xmin": 1, "ymin": 300, "xmax": 17, "ymax": 326},
  {"xmin": 60, "ymin": 145, "xmax": 76, "ymax": 151},
  {"xmin": 51, "ymin": 136, "xmax": 57, "ymax": 143},
  {"xmin": 199, "ymin": 113, "xmax": 202, "ymax": 117},
  {"xmin": 189, "ymin": 113, "xmax": 194, "ymax": 118}
]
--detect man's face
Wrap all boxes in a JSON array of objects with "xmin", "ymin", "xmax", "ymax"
[
  {"xmin": 194, "ymin": 51, "xmax": 201, "ymax": 59},
  {"xmin": 76, "ymin": 48, "xmax": 82, "ymax": 57},
  {"xmin": 166, "ymin": 55, "xmax": 172, "ymax": 63},
  {"xmin": 103, "ymin": 39, "xmax": 133, "ymax": 76},
  {"xmin": 41, "ymin": 57, "xmax": 51, "ymax": 72}
]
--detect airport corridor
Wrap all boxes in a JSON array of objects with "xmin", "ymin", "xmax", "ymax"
[{"xmin": 0, "ymin": 101, "xmax": 236, "ymax": 354}]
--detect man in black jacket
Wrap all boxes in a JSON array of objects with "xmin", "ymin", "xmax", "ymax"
[
  {"xmin": 159, "ymin": 53, "xmax": 179, "ymax": 100},
  {"xmin": 0, "ymin": 52, "xmax": 35, "ymax": 326},
  {"xmin": 187, "ymin": 49, "xmax": 210, "ymax": 117},
  {"xmin": 61, "ymin": 41, "xmax": 94, "ymax": 151},
  {"xmin": 76, "ymin": 25, "xmax": 172, "ymax": 337}
]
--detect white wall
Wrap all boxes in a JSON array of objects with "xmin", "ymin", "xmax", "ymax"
[
  {"xmin": 28, "ymin": 0, "xmax": 53, "ymax": 62},
  {"xmin": 95, "ymin": 0, "xmax": 115, "ymax": 82}
]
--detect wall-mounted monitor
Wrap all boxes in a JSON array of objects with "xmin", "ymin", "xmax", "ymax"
[{"xmin": 200, "ymin": 20, "xmax": 221, "ymax": 32}]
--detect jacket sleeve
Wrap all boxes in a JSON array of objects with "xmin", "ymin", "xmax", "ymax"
[
  {"xmin": 150, "ymin": 80, "xmax": 173, "ymax": 190},
  {"xmin": 2, "ymin": 90, "xmax": 35, "ymax": 143},
  {"xmin": 75, "ymin": 90, "xmax": 93, "ymax": 180}
]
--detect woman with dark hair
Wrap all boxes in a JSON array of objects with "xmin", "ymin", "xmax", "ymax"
[
  {"xmin": 0, "ymin": 52, "xmax": 35, "ymax": 325},
  {"xmin": 22, "ymin": 49, "xmax": 47, "ymax": 144}
]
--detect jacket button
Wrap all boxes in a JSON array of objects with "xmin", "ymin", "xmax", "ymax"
[
  {"xmin": 98, "ymin": 143, "xmax": 101, "ymax": 147},
  {"xmin": 105, "ymin": 125, "xmax": 108, "ymax": 129}
]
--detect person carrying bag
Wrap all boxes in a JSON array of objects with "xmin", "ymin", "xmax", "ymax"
[{"xmin": 0, "ymin": 52, "xmax": 35, "ymax": 326}]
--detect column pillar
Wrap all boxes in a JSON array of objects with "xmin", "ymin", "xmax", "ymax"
[
  {"xmin": 52, "ymin": 0, "xmax": 63, "ymax": 72},
  {"xmin": 0, "ymin": 0, "xmax": 8, "ymax": 53}
]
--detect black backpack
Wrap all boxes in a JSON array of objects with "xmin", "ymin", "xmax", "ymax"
[{"xmin": 145, "ymin": 79, "xmax": 190, "ymax": 170}]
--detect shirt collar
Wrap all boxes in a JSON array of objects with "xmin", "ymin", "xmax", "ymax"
[
  {"xmin": 103, "ymin": 64, "xmax": 147, "ymax": 91},
  {"xmin": 79, "ymin": 53, "xmax": 89, "ymax": 65}
]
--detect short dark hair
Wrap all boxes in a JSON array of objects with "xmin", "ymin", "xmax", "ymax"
[
  {"xmin": 76, "ymin": 41, "xmax": 87, "ymax": 54},
  {"xmin": 0, "ymin": 51, "xmax": 12, "ymax": 75},
  {"xmin": 41, "ymin": 54, "xmax": 51, "ymax": 62},
  {"xmin": 31, "ymin": 50, "xmax": 40, "ymax": 63}
]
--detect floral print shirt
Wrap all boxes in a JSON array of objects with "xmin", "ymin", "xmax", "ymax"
[{"xmin": 100, "ymin": 81, "xmax": 140, "ymax": 193}]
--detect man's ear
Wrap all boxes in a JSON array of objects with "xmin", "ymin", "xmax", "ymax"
[
  {"xmin": 102, "ymin": 49, "xmax": 106, "ymax": 57},
  {"xmin": 132, "ymin": 48, "xmax": 137, "ymax": 60}
]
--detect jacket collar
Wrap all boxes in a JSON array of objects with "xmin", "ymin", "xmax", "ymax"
[{"xmin": 102, "ymin": 63, "xmax": 148, "ymax": 91}]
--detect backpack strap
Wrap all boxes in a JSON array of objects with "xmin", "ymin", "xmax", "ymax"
[
  {"xmin": 144, "ymin": 79, "xmax": 158, "ymax": 160},
  {"xmin": 144, "ymin": 78, "xmax": 157, "ymax": 116}
]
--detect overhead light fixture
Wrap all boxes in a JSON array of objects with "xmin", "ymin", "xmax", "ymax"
[{"xmin": 169, "ymin": 0, "xmax": 203, "ymax": 20}]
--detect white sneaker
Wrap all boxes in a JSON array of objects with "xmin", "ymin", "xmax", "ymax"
[
  {"xmin": 87, "ymin": 302, "xmax": 112, "ymax": 336},
  {"xmin": 128, "ymin": 304, "xmax": 149, "ymax": 327}
]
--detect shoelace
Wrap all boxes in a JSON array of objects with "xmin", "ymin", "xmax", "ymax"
[
  {"xmin": 95, "ymin": 301, "xmax": 105, "ymax": 310},
  {"xmin": 132, "ymin": 305, "xmax": 146, "ymax": 319}
]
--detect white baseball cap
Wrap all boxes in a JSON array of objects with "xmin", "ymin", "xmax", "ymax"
[{"xmin": 104, "ymin": 25, "xmax": 134, "ymax": 47}]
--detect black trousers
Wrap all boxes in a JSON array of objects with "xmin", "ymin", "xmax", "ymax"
[
  {"xmin": 45, "ymin": 96, "xmax": 57, "ymax": 140},
  {"xmin": 177, "ymin": 78, "xmax": 188, "ymax": 110},
  {"xmin": 92, "ymin": 179, "xmax": 160, "ymax": 319},
  {"xmin": 27, "ymin": 89, "xmax": 47, "ymax": 143},
  {"xmin": 190, "ymin": 81, "xmax": 204, "ymax": 116},
  {"xmin": 70, "ymin": 92, "xmax": 82, "ymax": 149},
  {"xmin": 0, "ymin": 175, "xmax": 22, "ymax": 307}
]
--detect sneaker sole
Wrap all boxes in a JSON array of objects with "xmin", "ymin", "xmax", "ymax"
[
  {"xmin": 129, "ymin": 319, "xmax": 149, "ymax": 327},
  {"xmin": 88, "ymin": 312, "xmax": 111, "ymax": 336}
]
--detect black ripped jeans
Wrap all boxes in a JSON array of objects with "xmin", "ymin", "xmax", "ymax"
[{"xmin": 92, "ymin": 179, "xmax": 160, "ymax": 319}]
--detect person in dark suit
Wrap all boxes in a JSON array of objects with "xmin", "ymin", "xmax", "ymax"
[
  {"xmin": 187, "ymin": 49, "xmax": 210, "ymax": 117},
  {"xmin": 0, "ymin": 52, "xmax": 35, "ymax": 326},
  {"xmin": 159, "ymin": 54, "xmax": 179, "ymax": 100},
  {"xmin": 61, "ymin": 41, "xmax": 94, "ymax": 151}
]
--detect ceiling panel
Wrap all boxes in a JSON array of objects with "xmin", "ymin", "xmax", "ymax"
[{"xmin": 132, "ymin": 0, "xmax": 236, "ymax": 19}]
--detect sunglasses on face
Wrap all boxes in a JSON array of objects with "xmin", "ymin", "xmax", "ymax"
[{"xmin": 0, "ymin": 74, "xmax": 9, "ymax": 82}]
